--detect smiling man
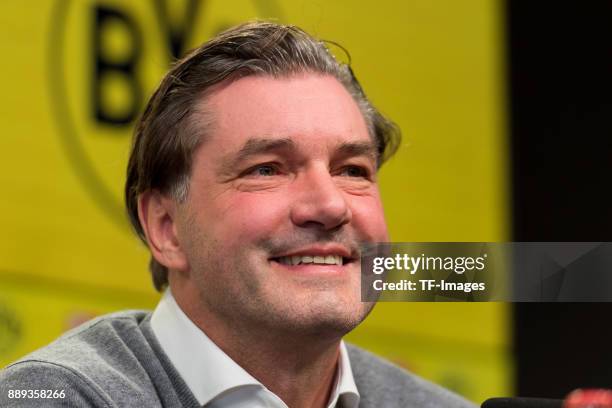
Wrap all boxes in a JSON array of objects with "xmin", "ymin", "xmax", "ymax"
[{"xmin": 0, "ymin": 22, "xmax": 475, "ymax": 407}]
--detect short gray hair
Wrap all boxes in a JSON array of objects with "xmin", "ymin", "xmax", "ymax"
[{"xmin": 125, "ymin": 21, "xmax": 401, "ymax": 292}]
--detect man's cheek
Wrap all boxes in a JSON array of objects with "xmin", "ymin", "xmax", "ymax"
[
  {"xmin": 221, "ymin": 194, "xmax": 290, "ymax": 234},
  {"xmin": 351, "ymin": 199, "xmax": 388, "ymax": 240}
]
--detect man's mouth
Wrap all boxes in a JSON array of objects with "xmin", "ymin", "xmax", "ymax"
[
  {"xmin": 272, "ymin": 254, "xmax": 345, "ymax": 266},
  {"xmin": 268, "ymin": 243, "xmax": 357, "ymax": 271}
]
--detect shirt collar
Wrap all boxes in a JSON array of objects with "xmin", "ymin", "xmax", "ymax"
[
  {"xmin": 335, "ymin": 342, "xmax": 360, "ymax": 408},
  {"xmin": 151, "ymin": 290, "xmax": 260, "ymax": 405},
  {"xmin": 151, "ymin": 289, "xmax": 360, "ymax": 408}
]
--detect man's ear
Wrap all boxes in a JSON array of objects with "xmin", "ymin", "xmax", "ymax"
[{"xmin": 137, "ymin": 190, "xmax": 189, "ymax": 272}]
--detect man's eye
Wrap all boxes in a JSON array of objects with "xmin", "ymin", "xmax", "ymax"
[
  {"xmin": 248, "ymin": 164, "xmax": 279, "ymax": 177},
  {"xmin": 340, "ymin": 165, "xmax": 369, "ymax": 178}
]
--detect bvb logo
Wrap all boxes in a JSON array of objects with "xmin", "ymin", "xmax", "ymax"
[{"xmin": 48, "ymin": 0, "xmax": 283, "ymax": 231}]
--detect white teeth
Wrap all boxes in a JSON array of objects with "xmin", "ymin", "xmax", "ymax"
[{"xmin": 276, "ymin": 255, "xmax": 343, "ymax": 266}]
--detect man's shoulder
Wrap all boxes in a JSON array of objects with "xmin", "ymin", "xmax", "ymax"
[
  {"xmin": 6, "ymin": 310, "xmax": 151, "ymax": 370},
  {"xmin": 346, "ymin": 344, "xmax": 476, "ymax": 408},
  {"xmin": 0, "ymin": 310, "xmax": 164, "ymax": 407}
]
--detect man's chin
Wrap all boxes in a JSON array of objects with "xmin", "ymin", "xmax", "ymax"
[{"xmin": 264, "ymin": 299, "xmax": 376, "ymax": 338}]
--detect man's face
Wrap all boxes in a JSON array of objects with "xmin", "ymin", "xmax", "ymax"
[{"xmin": 176, "ymin": 74, "xmax": 388, "ymax": 336}]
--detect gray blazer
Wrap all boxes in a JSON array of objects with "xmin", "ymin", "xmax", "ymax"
[{"xmin": 0, "ymin": 311, "xmax": 476, "ymax": 407}]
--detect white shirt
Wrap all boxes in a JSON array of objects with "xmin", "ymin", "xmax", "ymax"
[{"xmin": 151, "ymin": 290, "xmax": 360, "ymax": 408}]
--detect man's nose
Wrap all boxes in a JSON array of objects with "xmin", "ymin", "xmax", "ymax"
[{"xmin": 289, "ymin": 165, "xmax": 352, "ymax": 230}]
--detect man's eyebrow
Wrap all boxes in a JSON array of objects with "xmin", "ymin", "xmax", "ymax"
[
  {"xmin": 218, "ymin": 137, "xmax": 296, "ymax": 173},
  {"xmin": 334, "ymin": 141, "xmax": 379, "ymax": 163}
]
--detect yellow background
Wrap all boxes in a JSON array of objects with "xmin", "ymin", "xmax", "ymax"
[{"xmin": 0, "ymin": 0, "xmax": 510, "ymax": 403}]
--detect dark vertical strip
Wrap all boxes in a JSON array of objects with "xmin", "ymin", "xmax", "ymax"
[{"xmin": 507, "ymin": 0, "xmax": 612, "ymax": 398}]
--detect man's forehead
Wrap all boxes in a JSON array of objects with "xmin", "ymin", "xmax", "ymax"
[
  {"xmin": 228, "ymin": 136, "xmax": 377, "ymax": 160},
  {"xmin": 199, "ymin": 74, "xmax": 371, "ymax": 149}
]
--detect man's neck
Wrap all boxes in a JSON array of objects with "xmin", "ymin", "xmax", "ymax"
[{"xmin": 173, "ymin": 286, "xmax": 343, "ymax": 408}]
